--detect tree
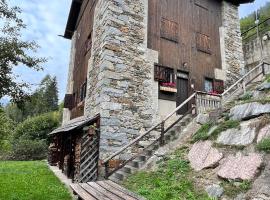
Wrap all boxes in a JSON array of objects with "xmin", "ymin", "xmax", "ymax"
[
  {"xmin": 0, "ymin": 0, "xmax": 45, "ymax": 102},
  {"xmin": 5, "ymin": 75, "xmax": 59, "ymax": 121},
  {"xmin": 0, "ymin": 107, "xmax": 14, "ymax": 152}
]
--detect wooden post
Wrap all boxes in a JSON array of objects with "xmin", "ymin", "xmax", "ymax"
[
  {"xmin": 262, "ymin": 63, "xmax": 265, "ymax": 75},
  {"xmin": 104, "ymin": 162, "xmax": 109, "ymax": 179},
  {"xmin": 242, "ymin": 80, "xmax": 246, "ymax": 94},
  {"xmin": 160, "ymin": 122, "xmax": 165, "ymax": 146}
]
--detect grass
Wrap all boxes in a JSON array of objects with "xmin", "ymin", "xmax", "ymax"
[
  {"xmin": 191, "ymin": 123, "xmax": 212, "ymax": 143},
  {"xmin": 0, "ymin": 161, "xmax": 72, "ymax": 200},
  {"xmin": 256, "ymin": 138, "xmax": 270, "ymax": 153},
  {"xmin": 221, "ymin": 180, "xmax": 252, "ymax": 198},
  {"xmin": 238, "ymin": 92, "xmax": 253, "ymax": 101},
  {"xmin": 191, "ymin": 120, "xmax": 240, "ymax": 142},
  {"xmin": 265, "ymin": 74, "xmax": 270, "ymax": 83},
  {"xmin": 123, "ymin": 148, "xmax": 212, "ymax": 200}
]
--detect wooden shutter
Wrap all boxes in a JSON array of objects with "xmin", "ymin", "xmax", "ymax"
[
  {"xmin": 64, "ymin": 94, "xmax": 74, "ymax": 110},
  {"xmin": 160, "ymin": 18, "xmax": 178, "ymax": 42},
  {"xmin": 196, "ymin": 32, "xmax": 211, "ymax": 54}
]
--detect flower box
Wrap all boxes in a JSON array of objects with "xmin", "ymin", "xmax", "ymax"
[{"xmin": 160, "ymin": 86, "xmax": 177, "ymax": 93}]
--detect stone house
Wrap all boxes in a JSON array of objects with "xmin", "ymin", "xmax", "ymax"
[{"xmin": 49, "ymin": 0, "xmax": 253, "ymax": 183}]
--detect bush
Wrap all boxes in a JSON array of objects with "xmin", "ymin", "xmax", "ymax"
[
  {"xmin": 0, "ymin": 109, "xmax": 14, "ymax": 153},
  {"xmin": 10, "ymin": 139, "xmax": 47, "ymax": 160},
  {"xmin": 13, "ymin": 112, "xmax": 60, "ymax": 142},
  {"xmin": 256, "ymin": 138, "xmax": 270, "ymax": 153}
]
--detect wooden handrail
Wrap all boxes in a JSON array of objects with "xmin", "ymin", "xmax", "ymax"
[
  {"xmin": 221, "ymin": 61, "xmax": 265, "ymax": 97},
  {"xmin": 103, "ymin": 92, "xmax": 197, "ymax": 164}
]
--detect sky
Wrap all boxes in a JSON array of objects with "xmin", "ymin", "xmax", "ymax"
[{"xmin": 1, "ymin": 0, "xmax": 269, "ymax": 105}]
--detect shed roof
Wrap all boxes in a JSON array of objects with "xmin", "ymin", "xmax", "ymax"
[
  {"xmin": 49, "ymin": 114, "xmax": 99, "ymax": 135},
  {"xmin": 64, "ymin": 0, "xmax": 255, "ymax": 39}
]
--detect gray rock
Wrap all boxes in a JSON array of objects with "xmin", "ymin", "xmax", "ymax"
[
  {"xmin": 234, "ymin": 193, "xmax": 246, "ymax": 200},
  {"xmin": 257, "ymin": 82, "xmax": 270, "ymax": 91},
  {"xmin": 230, "ymin": 102, "xmax": 270, "ymax": 121},
  {"xmin": 196, "ymin": 113, "xmax": 210, "ymax": 125},
  {"xmin": 188, "ymin": 141, "xmax": 223, "ymax": 171},
  {"xmin": 247, "ymin": 161, "xmax": 270, "ymax": 199},
  {"xmin": 216, "ymin": 119, "xmax": 257, "ymax": 146},
  {"xmin": 206, "ymin": 184, "xmax": 224, "ymax": 198}
]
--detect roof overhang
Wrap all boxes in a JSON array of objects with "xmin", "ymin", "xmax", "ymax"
[
  {"xmin": 63, "ymin": 0, "xmax": 255, "ymax": 39},
  {"xmin": 64, "ymin": 0, "xmax": 83, "ymax": 39},
  {"xmin": 49, "ymin": 114, "xmax": 100, "ymax": 135}
]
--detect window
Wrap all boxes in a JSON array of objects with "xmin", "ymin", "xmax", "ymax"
[
  {"xmin": 155, "ymin": 65, "xmax": 175, "ymax": 83},
  {"xmin": 64, "ymin": 94, "xmax": 74, "ymax": 110},
  {"xmin": 84, "ymin": 32, "xmax": 92, "ymax": 55},
  {"xmin": 196, "ymin": 33, "xmax": 211, "ymax": 54},
  {"xmin": 204, "ymin": 78, "xmax": 213, "ymax": 93},
  {"xmin": 160, "ymin": 18, "xmax": 178, "ymax": 43},
  {"xmin": 80, "ymin": 80, "xmax": 87, "ymax": 102}
]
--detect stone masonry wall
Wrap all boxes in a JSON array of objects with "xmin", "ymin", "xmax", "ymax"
[
  {"xmin": 220, "ymin": 1, "xmax": 245, "ymax": 87},
  {"xmin": 85, "ymin": 0, "xmax": 159, "ymax": 160},
  {"xmin": 243, "ymin": 32, "xmax": 270, "ymax": 69},
  {"xmin": 62, "ymin": 32, "xmax": 77, "ymax": 125}
]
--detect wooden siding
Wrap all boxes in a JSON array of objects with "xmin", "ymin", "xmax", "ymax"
[
  {"xmin": 148, "ymin": 0, "xmax": 222, "ymax": 94},
  {"xmin": 71, "ymin": 0, "xmax": 97, "ymax": 119}
]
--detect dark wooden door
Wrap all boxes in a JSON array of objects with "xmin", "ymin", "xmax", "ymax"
[{"xmin": 177, "ymin": 74, "xmax": 189, "ymax": 114}]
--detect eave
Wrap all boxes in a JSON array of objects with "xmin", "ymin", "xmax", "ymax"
[{"xmin": 63, "ymin": 0, "xmax": 255, "ymax": 40}]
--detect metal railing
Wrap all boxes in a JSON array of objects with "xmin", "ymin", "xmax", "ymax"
[
  {"xmin": 103, "ymin": 92, "xmax": 197, "ymax": 179},
  {"xmin": 221, "ymin": 61, "xmax": 270, "ymax": 103}
]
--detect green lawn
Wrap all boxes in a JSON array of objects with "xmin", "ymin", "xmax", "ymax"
[{"xmin": 0, "ymin": 161, "xmax": 72, "ymax": 200}]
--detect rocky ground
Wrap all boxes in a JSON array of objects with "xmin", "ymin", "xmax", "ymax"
[{"xmin": 188, "ymin": 80, "xmax": 270, "ymax": 200}]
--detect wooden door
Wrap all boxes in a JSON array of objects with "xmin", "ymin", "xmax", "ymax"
[{"xmin": 177, "ymin": 72, "xmax": 189, "ymax": 114}]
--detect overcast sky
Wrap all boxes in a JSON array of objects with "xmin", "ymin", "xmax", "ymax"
[{"xmin": 1, "ymin": 0, "xmax": 269, "ymax": 104}]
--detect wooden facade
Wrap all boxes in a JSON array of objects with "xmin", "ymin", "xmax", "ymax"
[
  {"xmin": 48, "ymin": 116, "xmax": 100, "ymax": 183},
  {"xmin": 149, "ymin": 0, "xmax": 223, "ymax": 106},
  {"xmin": 68, "ymin": 0, "xmax": 97, "ymax": 119}
]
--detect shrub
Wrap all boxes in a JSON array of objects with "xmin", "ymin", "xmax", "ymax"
[
  {"xmin": 256, "ymin": 138, "xmax": 270, "ymax": 153},
  {"xmin": 13, "ymin": 112, "xmax": 60, "ymax": 142},
  {"xmin": 10, "ymin": 139, "xmax": 47, "ymax": 160},
  {"xmin": 0, "ymin": 109, "xmax": 14, "ymax": 153}
]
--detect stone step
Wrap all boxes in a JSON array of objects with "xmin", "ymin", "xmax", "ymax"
[
  {"xmin": 114, "ymin": 170, "xmax": 129, "ymax": 181},
  {"xmin": 130, "ymin": 159, "xmax": 145, "ymax": 168},
  {"xmin": 122, "ymin": 165, "xmax": 138, "ymax": 174},
  {"xmin": 109, "ymin": 175, "xmax": 122, "ymax": 184}
]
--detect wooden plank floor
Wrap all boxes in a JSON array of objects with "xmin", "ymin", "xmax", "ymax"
[{"xmin": 70, "ymin": 180, "xmax": 146, "ymax": 200}]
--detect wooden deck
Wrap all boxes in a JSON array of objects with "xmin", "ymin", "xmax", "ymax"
[{"xmin": 70, "ymin": 180, "xmax": 145, "ymax": 200}]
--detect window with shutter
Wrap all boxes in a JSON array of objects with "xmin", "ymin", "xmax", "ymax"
[
  {"xmin": 196, "ymin": 32, "xmax": 211, "ymax": 54},
  {"xmin": 64, "ymin": 94, "xmax": 74, "ymax": 110},
  {"xmin": 160, "ymin": 18, "xmax": 178, "ymax": 43},
  {"xmin": 213, "ymin": 79, "xmax": 224, "ymax": 94}
]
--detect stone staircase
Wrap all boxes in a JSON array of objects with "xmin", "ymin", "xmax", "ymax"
[
  {"xmin": 108, "ymin": 114, "xmax": 193, "ymax": 183},
  {"xmin": 103, "ymin": 61, "xmax": 270, "ymax": 184}
]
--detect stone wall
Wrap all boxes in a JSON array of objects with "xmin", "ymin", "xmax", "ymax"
[
  {"xmin": 220, "ymin": 1, "xmax": 245, "ymax": 87},
  {"xmin": 62, "ymin": 32, "xmax": 77, "ymax": 125},
  {"xmin": 243, "ymin": 31, "xmax": 270, "ymax": 70},
  {"xmin": 85, "ymin": 0, "xmax": 159, "ymax": 160}
]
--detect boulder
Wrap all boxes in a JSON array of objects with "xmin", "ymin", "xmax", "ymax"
[
  {"xmin": 217, "ymin": 153, "xmax": 263, "ymax": 180},
  {"xmin": 257, "ymin": 82, "xmax": 270, "ymax": 91},
  {"xmin": 230, "ymin": 102, "xmax": 270, "ymax": 121},
  {"xmin": 247, "ymin": 161, "xmax": 270, "ymax": 199},
  {"xmin": 257, "ymin": 125, "xmax": 270, "ymax": 143},
  {"xmin": 188, "ymin": 141, "xmax": 223, "ymax": 171},
  {"xmin": 216, "ymin": 120, "xmax": 257, "ymax": 146},
  {"xmin": 205, "ymin": 184, "xmax": 224, "ymax": 199},
  {"xmin": 196, "ymin": 113, "xmax": 210, "ymax": 125}
]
